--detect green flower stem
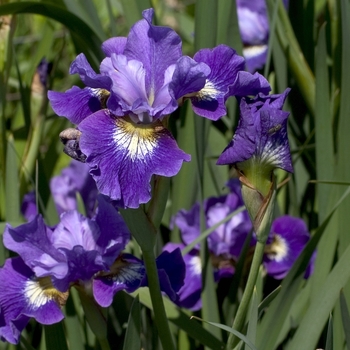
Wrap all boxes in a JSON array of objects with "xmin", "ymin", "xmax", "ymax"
[
  {"xmin": 226, "ymin": 240, "xmax": 266, "ymax": 349},
  {"xmin": 146, "ymin": 175, "xmax": 170, "ymax": 228},
  {"xmin": 142, "ymin": 247, "xmax": 176, "ymax": 350},
  {"xmin": 227, "ymin": 177, "xmax": 276, "ymax": 348},
  {"xmin": 77, "ymin": 286, "xmax": 111, "ymax": 350},
  {"xmin": 120, "ymin": 208, "xmax": 175, "ymax": 350}
]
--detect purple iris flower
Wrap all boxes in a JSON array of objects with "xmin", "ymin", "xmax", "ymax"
[
  {"xmin": 48, "ymin": 8, "xmax": 271, "ymax": 209},
  {"xmin": 166, "ymin": 180, "xmax": 252, "ymax": 310},
  {"xmin": 237, "ymin": 0, "xmax": 289, "ymax": 72},
  {"xmin": 4, "ymin": 196, "xmax": 130, "ymax": 292},
  {"xmin": 0, "ymin": 257, "xmax": 67, "ymax": 344},
  {"xmin": 163, "ymin": 243, "xmax": 202, "ymax": 311},
  {"xmin": 93, "ymin": 247, "xmax": 185, "ymax": 307},
  {"xmin": 217, "ymin": 89, "xmax": 293, "ymax": 175},
  {"xmin": 50, "ymin": 160, "xmax": 98, "ymax": 217},
  {"xmin": 21, "ymin": 160, "xmax": 98, "ymax": 222},
  {"xmin": 237, "ymin": 0, "xmax": 269, "ymax": 73},
  {"xmin": 170, "ymin": 45, "xmax": 271, "ymax": 121},
  {"xmin": 263, "ymin": 215, "xmax": 314, "ymax": 279}
]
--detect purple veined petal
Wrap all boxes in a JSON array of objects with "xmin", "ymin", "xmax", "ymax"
[
  {"xmin": 79, "ymin": 110, "xmax": 191, "ymax": 208},
  {"xmin": 110, "ymin": 54, "xmax": 148, "ymax": 106},
  {"xmin": 151, "ymin": 64, "xmax": 178, "ymax": 114},
  {"xmin": 0, "ymin": 257, "xmax": 66, "ymax": 344},
  {"xmin": 243, "ymin": 45, "xmax": 268, "ymax": 73},
  {"xmin": 93, "ymin": 254, "xmax": 145, "ymax": 307},
  {"xmin": 263, "ymin": 215, "xmax": 311, "ymax": 279},
  {"xmin": 216, "ymin": 98, "xmax": 256, "ymax": 165},
  {"xmin": 169, "ymin": 56, "xmax": 210, "ymax": 101},
  {"xmin": 256, "ymin": 108, "xmax": 293, "ymax": 173},
  {"xmin": 191, "ymin": 45, "xmax": 246, "ymax": 120},
  {"xmin": 229, "ymin": 71, "xmax": 271, "ymax": 97},
  {"xmin": 69, "ymin": 53, "xmax": 111, "ymax": 90},
  {"xmin": 163, "ymin": 243, "xmax": 202, "ymax": 311},
  {"xmin": 103, "ymin": 55, "xmax": 178, "ymax": 122},
  {"xmin": 52, "ymin": 211, "xmax": 101, "ymax": 251},
  {"xmin": 3, "ymin": 216, "xmax": 66, "ymax": 277},
  {"xmin": 217, "ymin": 89, "xmax": 293, "ymax": 174},
  {"xmin": 124, "ymin": 8, "xmax": 183, "ymax": 96},
  {"xmin": 48, "ymin": 86, "xmax": 108, "ymax": 124},
  {"xmin": 102, "ymin": 37, "xmax": 127, "ymax": 57}
]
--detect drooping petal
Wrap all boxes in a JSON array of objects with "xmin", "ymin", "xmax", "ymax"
[
  {"xmin": 0, "ymin": 258, "xmax": 66, "ymax": 344},
  {"xmin": 93, "ymin": 254, "xmax": 145, "ymax": 307},
  {"xmin": 191, "ymin": 45, "xmax": 245, "ymax": 120},
  {"xmin": 69, "ymin": 53, "xmax": 111, "ymax": 89},
  {"xmin": 169, "ymin": 56, "xmax": 210, "ymax": 101},
  {"xmin": 79, "ymin": 110, "xmax": 191, "ymax": 208},
  {"xmin": 3, "ymin": 216, "xmax": 66, "ymax": 277},
  {"xmin": 48, "ymin": 86, "xmax": 107, "ymax": 124}
]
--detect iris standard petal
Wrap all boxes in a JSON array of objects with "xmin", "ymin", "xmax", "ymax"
[
  {"xmin": 101, "ymin": 37, "xmax": 127, "ymax": 57},
  {"xmin": 124, "ymin": 8, "xmax": 182, "ymax": 96},
  {"xmin": 79, "ymin": 110, "xmax": 190, "ymax": 208}
]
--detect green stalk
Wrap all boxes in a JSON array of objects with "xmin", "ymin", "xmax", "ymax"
[
  {"xmin": 226, "ymin": 241, "xmax": 266, "ymax": 349},
  {"xmin": 77, "ymin": 286, "xmax": 111, "ymax": 350},
  {"xmin": 227, "ymin": 178, "xmax": 276, "ymax": 348},
  {"xmin": 142, "ymin": 247, "xmax": 176, "ymax": 350},
  {"xmin": 267, "ymin": 0, "xmax": 315, "ymax": 115},
  {"xmin": 120, "ymin": 207, "xmax": 175, "ymax": 350}
]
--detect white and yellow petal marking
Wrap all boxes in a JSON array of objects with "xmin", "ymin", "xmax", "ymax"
[
  {"xmin": 189, "ymin": 256, "xmax": 202, "ymax": 275},
  {"xmin": 25, "ymin": 276, "xmax": 69, "ymax": 310},
  {"xmin": 243, "ymin": 45, "xmax": 267, "ymax": 60},
  {"xmin": 195, "ymin": 80, "xmax": 220, "ymax": 101},
  {"xmin": 265, "ymin": 234, "xmax": 289, "ymax": 262},
  {"xmin": 113, "ymin": 117, "xmax": 164, "ymax": 162}
]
